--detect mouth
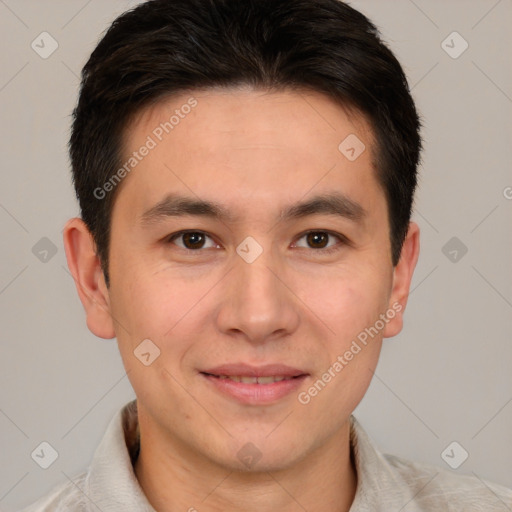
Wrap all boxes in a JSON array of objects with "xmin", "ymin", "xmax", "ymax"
[
  {"xmin": 199, "ymin": 364, "xmax": 309, "ymax": 404},
  {"xmin": 201, "ymin": 373, "xmax": 304, "ymax": 384}
]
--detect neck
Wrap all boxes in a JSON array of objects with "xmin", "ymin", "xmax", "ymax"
[{"xmin": 133, "ymin": 410, "xmax": 357, "ymax": 512}]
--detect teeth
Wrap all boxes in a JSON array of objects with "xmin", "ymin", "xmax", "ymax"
[
  {"xmin": 215, "ymin": 375, "xmax": 295, "ymax": 384},
  {"xmin": 257, "ymin": 376, "xmax": 281, "ymax": 384}
]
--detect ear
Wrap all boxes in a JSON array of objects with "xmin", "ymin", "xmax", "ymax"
[
  {"xmin": 63, "ymin": 218, "xmax": 115, "ymax": 339},
  {"xmin": 383, "ymin": 221, "xmax": 420, "ymax": 338}
]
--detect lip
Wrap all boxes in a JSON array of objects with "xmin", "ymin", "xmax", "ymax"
[
  {"xmin": 200, "ymin": 363, "xmax": 309, "ymax": 405},
  {"xmin": 202, "ymin": 363, "xmax": 307, "ymax": 378},
  {"xmin": 202, "ymin": 373, "xmax": 308, "ymax": 404}
]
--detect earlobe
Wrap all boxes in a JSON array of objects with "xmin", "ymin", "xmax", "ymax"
[
  {"xmin": 383, "ymin": 222, "xmax": 420, "ymax": 338},
  {"xmin": 63, "ymin": 218, "xmax": 116, "ymax": 339}
]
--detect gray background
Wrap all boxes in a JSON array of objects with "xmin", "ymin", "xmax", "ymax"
[{"xmin": 1, "ymin": 0, "xmax": 511, "ymax": 510}]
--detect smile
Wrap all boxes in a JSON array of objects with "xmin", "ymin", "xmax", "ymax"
[
  {"xmin": 200, "ymin": 371, "xmax": 308, "ymax": 404},
  {"xmin": 204, "ymin": 374, "xmax": 298, "ymax": 384}
]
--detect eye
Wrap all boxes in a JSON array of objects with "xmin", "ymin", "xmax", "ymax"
[
  {"xmin": 167, "ymin": 231, "xmax": 218, "ymax": 251},
  {"xmin": 165, "ymin": 229, "xmax": 348, "ymax": 254},
  {"xmin": 293, "ymin": 230, "xmax": 347, "ymax": 254}
]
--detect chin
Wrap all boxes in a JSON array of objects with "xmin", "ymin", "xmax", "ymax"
[{"xmin": 209, "ymin": 433, "xmax": 307, "ymax": 474}]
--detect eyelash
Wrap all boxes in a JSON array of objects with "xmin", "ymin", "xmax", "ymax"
[{"xmin": 165, "ymin": 230, "xmax": 348, "ymax": 255}]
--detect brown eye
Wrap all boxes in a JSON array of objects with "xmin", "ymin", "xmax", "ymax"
[
  {"xmin": 182, "ymin": 232, "xmax": 206, "ymax": 249},
  {"xmin": 168, "ymin": 231, "xmax": 216, "ymax": 251},
  {"xmin": 306, "ymin": 232, "xmax": 329, "ymax": 249},
  {"xmin": 294, "ymin": 230, "xmax": 347, "ymax": 254}
]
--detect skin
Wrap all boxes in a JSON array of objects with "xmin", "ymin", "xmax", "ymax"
[{"xmin": 63, "ymin": 87, "xmax": 420, "ymax": 512}]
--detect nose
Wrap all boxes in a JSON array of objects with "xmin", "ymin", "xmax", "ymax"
[{"xmin": 215, "ymin": 247, "xmax": 301, "ymax": 345}]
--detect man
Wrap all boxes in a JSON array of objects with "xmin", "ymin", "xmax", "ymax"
[{"xmin": 22, "ymin": 0, "xmax": 512, "ymax": 510}]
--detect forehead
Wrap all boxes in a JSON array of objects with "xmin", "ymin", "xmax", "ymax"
[
  {"xmin": 114, "ymin": 87, "xmax": 382, "ymax": 221},
  {"xmin": 129, "ymin": 86, "xmax": 374, "ymax": 152}
]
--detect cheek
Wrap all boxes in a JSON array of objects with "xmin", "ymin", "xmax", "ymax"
[
  {"xmin": 109, "ymin": 274, "xmax": 199, "ymax": 402},
  {"xmin": 300, "ymin": 265, "xmax": 391, "ymax": 340},
  {"xmin": 304, "ymin": 279, "xmax": 386, "ymax": 418},
  {"xmin": 110, "ymin": 258, "xmax": 187, "ymax": 329},
  {"xmin": 109, "ymin": 267, "xmax": 223, "ymax": 369}
]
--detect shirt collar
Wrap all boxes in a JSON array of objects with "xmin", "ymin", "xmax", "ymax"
[
  {"xmin": 86, "ymin": 400, "xmax": 155, "ymax": 511},
  {"xmin": 348, "ymin": 415, "xmax": 417, "ymax": 511}
]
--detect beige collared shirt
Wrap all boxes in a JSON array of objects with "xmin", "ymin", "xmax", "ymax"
[{"xmin": 21, "ymin": 400, "xmax": 512, "ymax": 511}]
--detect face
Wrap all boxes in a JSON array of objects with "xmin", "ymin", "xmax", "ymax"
[{"xmin": 66, "ymin": 87, "xmax": 419, "ymax": 472}]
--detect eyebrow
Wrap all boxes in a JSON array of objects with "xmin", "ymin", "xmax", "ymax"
[{"xmin": 140, "ymin": 192, "xmax": 365, "ymax": 226}]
